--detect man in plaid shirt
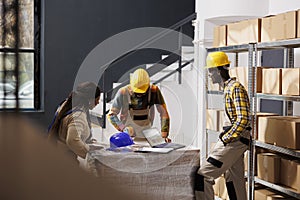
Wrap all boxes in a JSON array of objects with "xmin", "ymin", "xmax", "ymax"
[{"xmin": 195, "ymin": 51, "xmax": 251, "ymax": 200}]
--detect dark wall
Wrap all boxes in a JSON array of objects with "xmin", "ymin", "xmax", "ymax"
[{"xmin": 27, "ymin": 0, "xmax": 195, "ymax": 129}]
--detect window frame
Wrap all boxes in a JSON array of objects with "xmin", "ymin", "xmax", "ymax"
[{"xmin": 0, "ymin": 0, "xmax": 43, "ymax": 111}]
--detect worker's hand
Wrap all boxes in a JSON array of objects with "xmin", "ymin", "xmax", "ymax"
[
  {"xmin": 88, "ymin": 144, "xmax": 104, "ymax": 151},
  {"xmin": 219, "ymin": 132, "xmax": 227, "ymax": 146},
  {"xmin": 123, "ymin": 126, "xmax": 135, "ymax": 137},
  {"xmin": 165, "ymin": 137, "xmax": 172, "ymax": 143},
  {"xmin": 161, "ymin": 132, "xmax": 171, "ymax": 143},
  {"xmin": 86, "ymin": 138, "xmax": 97, "ymax": 144}
]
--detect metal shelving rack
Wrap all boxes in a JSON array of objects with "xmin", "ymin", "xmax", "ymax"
[
  {"xmin": 254, "ymin": 39, "xmax": 300, "ymax": 199},
  {"xmin": 206, "ymin": 43, "xmax": 257, "ymax": 200},
  {"xmin": 206, "ymin": 38, "xmax": 300, "ymax": 200}
]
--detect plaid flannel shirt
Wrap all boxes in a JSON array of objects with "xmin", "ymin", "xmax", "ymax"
[{"xmin": 222, "ymin": 78, "xmax": 251, "ymax": 143}]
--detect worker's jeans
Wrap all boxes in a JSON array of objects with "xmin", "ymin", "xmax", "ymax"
[{"xmin": 195, "ymin": 138, "xmax": 248, "ymax": 200}]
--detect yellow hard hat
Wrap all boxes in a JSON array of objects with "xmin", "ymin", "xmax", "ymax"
[
  {"xmin": 130, "ymin": 68, "xmax": 150, "ymax": 93},
  {"xmin": 205, "ymin": 51, "xmax": 231, "ymax": 68}
]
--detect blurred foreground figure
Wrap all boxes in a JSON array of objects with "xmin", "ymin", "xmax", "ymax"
[{"xmin": 0, "ymin": 113, "xmax": 146, "ymax": 200}]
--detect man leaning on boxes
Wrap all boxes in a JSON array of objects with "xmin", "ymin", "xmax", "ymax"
[{"xmin": 195, "ymin": 51, "xmax": 251, "ymax": 200}]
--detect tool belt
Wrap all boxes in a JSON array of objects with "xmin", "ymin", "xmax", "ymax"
[{"xmin": 222, "ymin": 126, "xmax": 252, "ymax": 146}]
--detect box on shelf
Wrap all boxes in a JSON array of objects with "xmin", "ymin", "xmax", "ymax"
[
  {"xmin": 257, "ymin": 153, "xmax": 281, "ymax": 184},
  {"xmin": 282, "ymin": 68, "xmax": 300, "ymax": 96},
  {"xmin": 228, "ymin": 66, "xmax": 263, "ymax": 93},
  {"xmin": 245, "ymin": 148, "xmax": 267, "ymax": 174},
  {"xmin": 262, "ymin": 11, "xmax": 297, "ymax": 42},
  {"xmin": 280, "ymin": 158, "xmax": 300, "ymax": 192},
  {"xmin": 298, "ymin": 10, "xmax": 300, "ymax": 38},
  {"xmin": 227, "ymin": 18, "xmax": 261, "ymax": 46},
  {"xmin": 255, "ymin": 189, "xmax": 276, "ymax": 200},
  {"xmin": 258, "ymin": 116, "xmax": 300, "ymax": 149},
  {"xmin": 213, "ymin": 25, "xmax": 227, "ymax": 47},
  {"xmin": 262, "ymin": 68, "xmax": 282, "ymax": 95},
  {"xmin": 218, "ymin": 110, "xmax": 225, "ymax": 132},
  {"xmin": 255, "ymin": 112, "xmax": 279, "ymax": 139},
  {"xmin": 206, "ymin": 109, "xmax": 221, "ymax": 131},
  {"xmin": 255, "ymin": 188, "xmax": 295, "ymax": 200},
  {"xmin": 213, "ymin": 176, "xmax": 229, "ymax": 200},
  {"xmin": 267, "ymin": 194, "xmax": 295, "ymax": 200}
]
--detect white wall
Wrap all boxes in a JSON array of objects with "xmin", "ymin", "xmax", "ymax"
[{"xmin": 269, "ymin": 0, "xmax": 300, "ymax": 14}]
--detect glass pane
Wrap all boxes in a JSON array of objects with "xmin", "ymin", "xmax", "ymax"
[
  {"xmin": 0, "ymin": 0, "xmax": 34, "ymax": 48},
  {"xmin": 0, "ymin": 52, "xmax": 34, "ymax": 109}
]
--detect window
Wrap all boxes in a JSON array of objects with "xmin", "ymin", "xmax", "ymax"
[{"xmin": 0, "ymin": 0, "xmax": 41, "ymax": 110}]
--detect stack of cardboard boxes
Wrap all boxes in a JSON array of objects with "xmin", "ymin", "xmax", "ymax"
[
  {"xmin": 255, "ymin": 188, "xmax": 295, "ymax": 200},
  {"xmin": 257, "ymin": 115, "xmax": 300, "ymax": 194},
  {"xmin": 256, "ymin": 152, "xmax": 300, "ymax": 196},
  {"xmin": 213, "ymin": 10, "xmax": 300, "ymax": 47}
]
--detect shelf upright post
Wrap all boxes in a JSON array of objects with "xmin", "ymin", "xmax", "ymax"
[
  {"xmin": 247, "ymin": 43, "xmax": 257, "ymax": 200},
  {"xmin": 235, "ymin": 52, "xmax": 239, "ymax": 67},
  {"xmin": 283, "ymin": 48, "xmax": 294, "ymax": 116}
]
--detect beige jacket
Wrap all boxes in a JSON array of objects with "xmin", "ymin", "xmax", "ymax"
[{"xmin": 57, "ymin": 109, "xmax": 90, "ymax": 159}]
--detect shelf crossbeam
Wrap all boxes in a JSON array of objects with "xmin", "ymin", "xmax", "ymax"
[
  {"xmin": 255, "ymin": 177, "xmax": 300, "ymax": 199},
  {"xmin": 257, "ymin": 38, "xmax": 300, "ymax": 50},
  {"xmin": 207, "ymin": 44, "xmax": 249, "ymax": 53},
  {"xmin": 255, "ymin": 141, "xmax": 300, "ymax": 159},
  {"xmin": 256, "ymin": 93, "xmax": 300, "ymax": 102}
]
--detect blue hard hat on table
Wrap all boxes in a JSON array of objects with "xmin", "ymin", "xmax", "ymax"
[{"xmin": 110, "ymin": 132, "xmax": 134, "ymax": 148}]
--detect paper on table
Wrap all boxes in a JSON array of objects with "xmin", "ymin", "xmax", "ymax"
[{"xmin": 134, "ymin": 147, "xmax": 173, "ymax": 153}]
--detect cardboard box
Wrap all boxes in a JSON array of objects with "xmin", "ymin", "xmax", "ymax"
[
  {"xmin": 255, "ymin": 189, "xmax": 276, "ymax": 200},
  {"xmin": 213, "ymin": 25, "xmax": 227, "ymax": 47},
  {"xmin": 229, "ymin": 67, "xmax": 237, "ymax": 78},
  {"xmin": 298, "ymin": 10, "xmax": 300, "ymax": 38},
  {"xmin": 280, "ymin": 158, "xmax": 300, "ymax": 192},
  {"xmin": 262, "ymin": 68, "xmax": 282, "ymax": 94},
  {"xmin": 206, "ymin": 109, "xmax": 221, "ymax": 131},
  {"xmin": 229, "ymin": 66, "xmax": 263, "ymax": 93},
  {"xmin": 267, "ymin": 194, "xmax": 295, "ymax": 199},
  {"xmin": 258, "ymin": 116, "xmax": 300, "ymax": 149},
  {"xmin": 213, "ymin": 176, "xmax": 229, "ymax": 200},
  {"xmin": 255, "ymin": 112, "xmax": 279, "ymax": 139},
  {"xmin": 282, "ymin": 68, "xmax": 300, "ymax": 95},
  {"xmin": 262, "ymin": 11, "xmax": 297, "ymax": 42},
  {"xmin": 257, "ymin": 153, "xmax": 281, "ymax": 183},
  {"xmin": 218, "ymin": 110, "xmax": 225, "ymax": 132},
  {"xmin": 227, "ymin": 18, "xmax": 261, "ymax": 46}
]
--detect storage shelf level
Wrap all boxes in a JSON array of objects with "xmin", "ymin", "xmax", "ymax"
[
  {"xmin": 254, "ymin": 177, "xmax": 300, "ymax": 199},
  {"xmin": 207, "ymin": 38, "xmax": 300, "ymax": 53},
  {"xmin": 256, "ymin": 93, "xmax": 300, "ymax": 102},
  {"xmin": 207, "ymin": 90, "xmax": 224, "ymax": 95},
  {"xmin": 254, "ymin": 141, "xmax": 300, "ymax": 159},
  {"xmin": 257, "ymin": 38, "xmax": 300, "ymax": 50},
  {"xmin": 207, "ymin": 44, "xmax": 249, "ymax": 53}
]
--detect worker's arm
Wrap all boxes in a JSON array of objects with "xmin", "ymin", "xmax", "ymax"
[
  {"xmin": 107, "ymin": 108, "xmax": 125, "ymax": 131},
  {"xmin": 107, "ymin": 89, "xmax": 126, "ymax": 131},
  {"xmin": 152, "ymin": 86, "xmax": 170, "ymax": 138},
  {"xmin": 65, "ymin": 113, "xmax": 90, "ymax": 158}
]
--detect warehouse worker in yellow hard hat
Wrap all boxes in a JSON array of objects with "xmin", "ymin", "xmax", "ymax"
[
  {"xmin": 107, "ymin": 68, "xmax": 171, "ymax": 142},
  {"xmin": 194, "ymin": 51, "xmax": 251, "ymax": 200}
]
